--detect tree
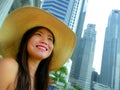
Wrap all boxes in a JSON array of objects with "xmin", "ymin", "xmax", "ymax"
[{"xmin": 50, "ymin": 66, "xmax": 68, "ymax": 89}]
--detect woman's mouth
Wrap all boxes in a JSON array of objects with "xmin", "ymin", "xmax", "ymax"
[{"xmin": 36, "ymin": 45, "xmax": 48, "ymax": 51}]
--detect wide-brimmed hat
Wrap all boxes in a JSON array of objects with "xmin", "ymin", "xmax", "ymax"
[{"xmin": 0, "ymin": 7, "xmax": 76, "ymax": 71}]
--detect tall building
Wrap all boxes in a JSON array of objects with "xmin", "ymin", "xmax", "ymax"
[
  {"xmin": 41, "ymin": 0, "xmax": 74, "ymax": 26},
  {"xmin": 41, "ymin": 0, "xmax": 87, "ymax": 32},
  {"xmin": 70, "ymin": 24, "xmax": 96, "ymax": 90},
  {"xmin": 99, "ymin": 10, "xmax": 120, "ymax": 90},
  {"xmin": 80, "ymin": 24, "xmax": 96, "ymax": 90},
  {"xmin": 69, "ymin": 0, "xmax": 89, "ymax": 87}
]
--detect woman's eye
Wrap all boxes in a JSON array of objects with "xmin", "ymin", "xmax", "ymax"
[
  {"xmin": 35, "ymin": 33, "xmax": 41, "ymax": 36},
  {"xmin": 37, "ymin": 34, "xmax": 41, "ymax": 36},
  {"xmin": 48, "ymin": 37, "xmax": 53, "ymax": 42}
]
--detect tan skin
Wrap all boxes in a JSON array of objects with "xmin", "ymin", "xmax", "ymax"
[{"xmin": 0, "ymin": 28, "xmax": 54, "ymax": 90}]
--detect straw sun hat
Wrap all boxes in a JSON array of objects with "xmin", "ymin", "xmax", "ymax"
[{"xmin": 0, "ymin": 7, "xmax": 76, "ymax": 71}]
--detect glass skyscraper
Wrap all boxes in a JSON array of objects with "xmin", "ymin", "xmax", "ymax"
[
  {"xmin": 100, "ymin": 10, "xmax": 120, "ymax": 90},
  {"xmin": 41, "ymin": 0, "xmax": 74, "ymax": 25}
]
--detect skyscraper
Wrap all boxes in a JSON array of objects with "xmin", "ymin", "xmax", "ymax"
[
  {"xmin": 70, "ymin": 24, "xmax": 96, "ymax": 90},
  {"xmin": 41, "ymin": 0, "xmax": 74, "ymax": 25},
  {"xmin": 100, "ymin": 10, "xmax": 120, "ymax": 90},
  {"xmin": 69, "ymin": 0, "xmax": 89, "ymax": 88},
  {"xmin": 41, "ymin": 0, "xmax": 87, "ymax": 32}
]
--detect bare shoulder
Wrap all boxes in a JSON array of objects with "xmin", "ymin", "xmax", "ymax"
[
  {"xmin": 0, "ymin": 57, "xmax": 18, "ymax": 76},
  {"xmin": 0, "ymin": 58, "xmax": 18, "ymax": 70},
  {"xmin": 0, "ymin": 58, "xmax": 18, "ymax": 89}
]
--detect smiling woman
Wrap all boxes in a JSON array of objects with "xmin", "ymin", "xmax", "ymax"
[
  {"xmin": 26, "ymin": 27, "xmax": 54, "ymax": 61},
  {"xmin": 16, "ymin": 26, "xmax": 55, "ymax": 90},
  {"xmin": 0, "ymin": 7, "xmax": 76, "ymax": 90}
]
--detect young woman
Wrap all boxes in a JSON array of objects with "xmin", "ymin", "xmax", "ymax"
[
  {"xmin": 0, "ymin": 7, "xmax": 76, "ymax": 90},
  {"xmin": 0, "ymin": 26, "xmax": 55, "ymax": 90}
]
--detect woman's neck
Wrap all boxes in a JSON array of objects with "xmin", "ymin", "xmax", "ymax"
[{"xmin": 28, "ymin": 57, "xmax": 42, "ymax": 78}]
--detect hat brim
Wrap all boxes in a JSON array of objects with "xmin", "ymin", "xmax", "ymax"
[{"xmin": 0, "ymin": 7, "xmax": 76, "ymax": 71}]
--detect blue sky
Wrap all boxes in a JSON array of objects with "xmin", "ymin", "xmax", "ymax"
[{"xmin": 84, "ymin": 0, "xmax": 120, "ymax": 73}]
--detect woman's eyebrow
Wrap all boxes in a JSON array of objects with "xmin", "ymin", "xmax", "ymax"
[{"xmin": 37, "ymin": 30, "xmax": 53, "ymax": 38}]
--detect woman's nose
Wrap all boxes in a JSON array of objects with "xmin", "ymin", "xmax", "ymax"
[{"xmin": 41, "ymin": 38, "xmax": 48, "ymax": 45}]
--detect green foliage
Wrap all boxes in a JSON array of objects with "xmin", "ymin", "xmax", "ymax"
[
  {"xmin": 73, "ymin": 85, "xmax": 82, "ymax": 90},
  {"xmin": 50, "ymin": 66, "xmax": 68, "ymax": 89}
]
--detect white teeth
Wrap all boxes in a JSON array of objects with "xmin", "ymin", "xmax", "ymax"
[
  {"xmin": 39, "ymin": 47, "xmax": 46, "ymax": 51},
  {"xmin": 37, "ymin": 45, "xmax": 47, "ymax": 51}
]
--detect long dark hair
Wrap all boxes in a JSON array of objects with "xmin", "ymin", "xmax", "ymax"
[{"xmin": 15, "ymin": 26, "xmax": 55, "ymax": 90}]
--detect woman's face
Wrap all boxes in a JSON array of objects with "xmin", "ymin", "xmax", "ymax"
[{"xmin": 27, "ymin": 28, "xmax": 54, "ymax": 60}]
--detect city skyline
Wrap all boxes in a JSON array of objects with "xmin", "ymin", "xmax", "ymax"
[{"xmin": 84, "ymin": 0, "xmax": 120, "ymax": 73}]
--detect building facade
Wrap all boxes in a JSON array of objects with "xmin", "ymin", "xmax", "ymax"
[
  {"xmin": 41, "ymin": 0, "xmax": 75, "ymax": 26},
  {"xmin": 99, "ymin": 10, "xmax": 120, "ymax": 90},
  {"xmin": 69, "ymin": 0, "xmax": 88, "ymax": 83},
  {"xmin": 70, "ymin": 24, "xmax": 96, "ymax": 90},
  {"xmin": 79, "ymin": 24, "xmax": 96, "ymax": 90},
  {"xmin": 0, "ymin": 0, "xmax": 14, "ymax": 26}
]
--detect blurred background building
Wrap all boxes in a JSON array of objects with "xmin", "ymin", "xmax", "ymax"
[{"xmin": 98, "ymin": 10, "xmax": 120, "ymax": 90}]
